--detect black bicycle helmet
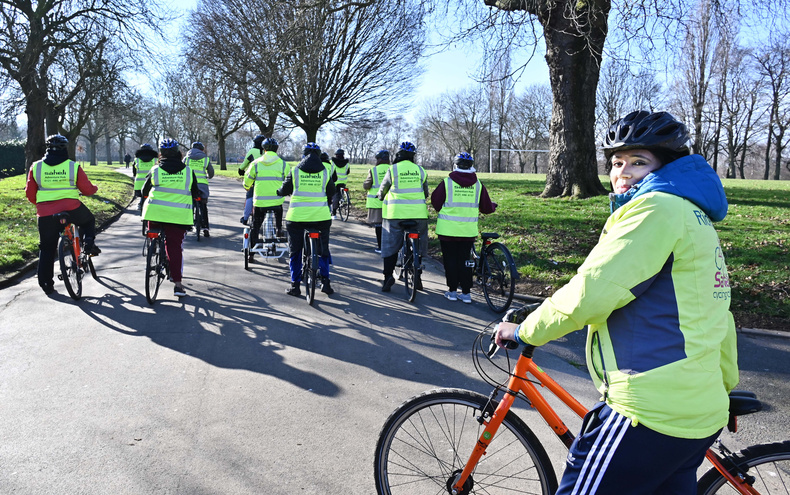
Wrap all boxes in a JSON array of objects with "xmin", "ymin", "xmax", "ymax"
[
  {"xmin": 320, "ymin": 152, "xmax": 330, "ymax": 162},
  {"xmin": 601, "ymin": 111, "xmax": 690, "ymax": 160},
  {"xmin": 334, "ymin": 148, "xmax": 345, "ymax": 157},
  {"xmin": 374, "ymin": 149, "xmax": 390, "ymax": 161},
  {"xmin": 46, "ymin": 134, "xmax": 69, "ymax": 150},
  {"xmin": 191, "ymin": 141, "xmax": 204, "ymax": 150},
  {"xmin": 454, "ymin": 152, "xmax": 474, "ymax": 170},
  {"xmin": 253, "ymin": 134, "xmax": 265, "ymax": 148},
  {"xmin": 262, "ymin": 137, "xmax": 279, "ymax": 152},
  {"xmin": 139, "ymin": 143, "xmax": 155, "ymax": 151}
]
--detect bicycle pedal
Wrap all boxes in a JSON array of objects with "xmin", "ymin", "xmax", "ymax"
[{"xmin": 57, "ymin": 274, "xmax": 63, "ymax": 280}]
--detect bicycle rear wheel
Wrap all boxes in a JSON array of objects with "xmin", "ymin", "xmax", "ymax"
[
  {"xmin": 145, "ymin": 239, "xmax": 164, "ymax": 304},
  {"xmin": 374, "ymin": 388, "xmax": 557, "ymax": 495},
  {"xmin": 697, "ymin": 441, "xmax": 790, "ymax": 494},
  {"xmin": 482, "ymin": 242, "xmax": 517, "ymax": 313},
  {"xmin": 303, "ymin": 236, "xmax": 317, "ymax": 305},
  {"xmin": 339, "ymin": 189, "xmax": 351, "ymax": 221},
  {"xmin": 193, "ymin": 203, "xmax": 202, "ymax": 242},
  {"xmin": 58, "ymin": 237, "xmax": 82, "ymax": 300},
  {"xmin": 403, "ymin": 237, "xmax": 418, "ymax": 302}
]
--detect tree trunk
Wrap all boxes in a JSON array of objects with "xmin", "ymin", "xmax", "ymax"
[
  {"xmin": 217, "ymin": 134, "xmax": 228, "ymax": 171},
  {"xmin": 774, "ymin": 127, "xmax": 785, "ymax": 180},
  {"xmin": 541, "ymin": 9, "xmax": 609, "ymax": 198},
  {"xmin": 764, "ymin": 123, "xmax": 773, "ymax": 180},
  {"xmin": 24, "ymin": 89, "xmax": 48, "ymax": 173},
  {"xmin": 105, "ymin": 134, "xmax": 113, "ymax": 165}
]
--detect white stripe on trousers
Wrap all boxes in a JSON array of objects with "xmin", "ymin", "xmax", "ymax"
[{"xmin": 571, "ymin": 408, "xmax": 630, "ymax": 494}]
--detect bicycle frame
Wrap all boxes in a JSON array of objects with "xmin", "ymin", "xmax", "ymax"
[
  {"xmin": 62, "ymin": 223, "xmax": 82, "ymax": 268},
  {"xmin": 451, "ymin": 344, "xmax": 760, "ymax": 495}
]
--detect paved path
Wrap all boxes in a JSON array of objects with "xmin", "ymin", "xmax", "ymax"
[{"xmin": 1, "ymin": 172, "xmax": 788, "ymax": 494}]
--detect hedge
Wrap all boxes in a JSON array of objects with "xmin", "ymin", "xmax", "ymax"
[{"xmin": 0, "ymin": 140, "xmax": 26, "ymax": 178}]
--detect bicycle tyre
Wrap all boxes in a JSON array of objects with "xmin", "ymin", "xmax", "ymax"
[
  {"xmin": 193, "ymin": 203, "xmax": 202, "ymax": 242},
  {"xmin": 58, "ymin": 237, "xmax": 82, "ymax": 300},
  {"xmin": 145, "ymin": 239, "xmax": 163, "ymax": 304},
  {"xmin": 87, "ymin": 256, "xmax": 98, "ymax": 280},
  {"xmin": 339, "ymin": 189, "xmax": 351, "ymax": 221},
  {"xmin": 697, "ymin": 441, "xmax": 790, "ymax": 494},
  {"xmin": 404, "ymin": 237, "xmax": 418, "ymax": 302},
  {"xmin": 482, "ymin": 242, "xmax": 517, "ymax": 313},
  {"xmin": 374, "ymin": 388, "xmax": 557, "ymax": 495},
  {"xmin": 244, "ymin": 246, "xmax": 249, "ymax": 270},
  {"xmin": 304, "ymin": 236, "xmax": 317, "ymax": 306}
]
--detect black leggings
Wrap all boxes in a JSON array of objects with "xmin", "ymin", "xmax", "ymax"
[
  {"xmin": 37, "ymin": 204, "xmax": 96, "ymax": 288},
  {"xmin": 440, "ymin": 239, "xmax": 474, "ymax": 293}
]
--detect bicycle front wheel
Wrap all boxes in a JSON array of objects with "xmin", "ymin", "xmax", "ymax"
[
  {"xmin": 145, "ymin": 239, "xmax": 164, "ymax": 304},
  {"xmin": 58, "ymin": 237, "xmax": 82, "ymax": 300},
  {"xmin": 374, "ymin": 389, "xmax": 557, "ymax": 495},
  {"xmin": 697, "ymin": 441, "xmax": 790, "ymax": 494},
  {"xmin": 482, "ymin": 242, "xmax": 517, "ymax": 313},
  {"xmin": 339, "ymin": 189, "xmax": 351, "ymax": 221},
  {"xmin": 87, "ymin": 256, "xmax": 98, "ymax": 280}
]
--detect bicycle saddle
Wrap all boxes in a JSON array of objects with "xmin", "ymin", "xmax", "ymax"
[
  {"xmin": 53, "ymin": 212, "xmax": 71, "ymax": 224},
  {"xmin": 399, "ymin": 220, "xmax": 418, "ymax": 229},
  {"xmin": 481, "ymin": 232, "xmax": 500, "ymax": 240}
]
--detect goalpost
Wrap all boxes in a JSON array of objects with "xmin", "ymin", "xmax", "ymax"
[{"xmin": 488, "ymin": 148, "xmax": 550, "ymax": 173}]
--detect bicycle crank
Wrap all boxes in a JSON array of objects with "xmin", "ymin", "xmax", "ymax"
[{"xmin": 446, "ymin": 469, "xmax": 473, "ymax": 495}]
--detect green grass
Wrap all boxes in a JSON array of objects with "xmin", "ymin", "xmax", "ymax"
[
  {"xmin": 5, "ymin": 161, "xmax": 788, "ymax": 329},
  {"xmin": 0, "ymin": 162, "xmax": 133, "ymax": 272}
]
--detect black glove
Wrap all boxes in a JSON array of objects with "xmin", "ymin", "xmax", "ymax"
[
  {"xmin": 502, "ymin": 302, "xmax": 541, "ymax": 324},
  {"xmin": 238, "ymin": 167, "xmax": 245, "ymax": 176}
]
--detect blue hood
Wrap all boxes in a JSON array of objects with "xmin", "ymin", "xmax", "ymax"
[{"xmin": 609, "ymin": 154, "xmax": 728, "ymax": 222}]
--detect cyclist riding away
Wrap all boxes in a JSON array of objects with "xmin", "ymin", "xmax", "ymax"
[
  {"xmin": 330, "ymin": 148, "xmax": 349, "ymax": 220},
  {"xmin": 25, "ymin": 134, "xmax": 101, "ymax": 295},
  {"xmin": 495, "ymin": 111, "xmax": 738, "ymax": 494},
  {"xmin": 376, "ymin": 141, "xmax": 429, "ymax": 293},
  {"xmin": 141, "ymin": 138, "xmax": 201, "ymax": 298},
  {"xmin": 431, "ymin": 152, "xmax": 496, "ymax": 304},
  {"xmin": 238, "ymin": 134, "xmax": 266, "ymax": 224},
  {"xmin": 363, "ymin": 149, "xmax": 390, "ymax": 253},
  {"xmin": 133, "ymin": 143, "xmax": 158, "ymax": 213},
  {"xmin": 243, "ymin": 137, "xmax": 289, "ymax": 262},
  {"xmin": 183, "ymin": 141, "xmax": 214, "ymax": 238},
  {"xmin": 277, "ymin": 142, "xmax": 336, "ymax": 297}
]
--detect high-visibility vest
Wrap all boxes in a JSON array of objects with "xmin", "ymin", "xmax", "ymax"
[
  {"xmin": 335, "ymin": 163, "xmax": 349, "ymax": 184},
  {"xmin": 365, "ymin": 164, "xmax": 388, "ymax": 209},
  {"xmin": 285, "ymin": 167, "xmax": 331, "ymax": 222},
  {"xmin": 382, "ymin": 160, "xmax": 427, "ymax": 220},
  {"xmin": 323, "ymin": 160, "xmax": 335, "ymax": 180},
  {"xmin": 134, "ymin": 158, "xmax": 156, "ymax": 192},
  {"xmin": 246, "ymin": 152, "xmax": 288, "ymax": 207},
  {"xmin": 239, "ymin": 148, "xmax": 262, "ymax": 173},
  {"xmin": 435, "ymin": 177, "xmax": 482, "ymax": 237},
  {"xmin": 142, "ymin": 166, "xmax": 194, "ymax": 225},
  {"xmin": 32, "ymin": 159, "xmax": 80, "ymax": 202},
  {"xmin": 185, "ymin": 156, "xmax": 210, "ymax": 185}
]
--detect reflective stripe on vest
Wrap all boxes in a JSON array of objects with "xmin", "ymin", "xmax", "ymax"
[
  {"xmin": 365, "ymin": 164, "xmax": 388, "ymax": 209},
  {"xmin": 252, "ymin": 156, "xmax": 287, "ymax": 207},
  {"xmin": 142, "ymin": 166, "xmax": 193, "ymax": 225},
  {"xmin": 34, "ymin": 160, "xmax": 79, "ymax": 202},
  {"xmin": 134, "ymin": 158, "xmax": 156, "ymax": 191},
  {"xmin": 285, "ymin": 168, "xmax": 331, "ymax": 222},
  {"xmin": 186, "ymin": 157, "xmax": 209, "ymax": 185},
  {"xmin": 335, "ymin": 164, "xmax": 349, "ymax": 183},
  {"xmin": 435, "ymin": 177, "xmax": 482, "ymax": 237},
  {"xmin": 382, "ymin": 161, "xmax": 427, "ymax": 219}
]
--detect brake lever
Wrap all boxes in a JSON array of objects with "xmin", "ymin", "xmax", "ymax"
[{"xmin": 487, "ymin": 330, "xmax": 519, "ymax": 358}]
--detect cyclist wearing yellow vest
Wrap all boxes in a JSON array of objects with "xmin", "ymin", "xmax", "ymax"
[
  {"xmin": 376, "ymin": 141, "xmax": 429, "ymax": 293},
  {"xmin": 495, "ymin": 111, "xmax": 738, "ymax": 494},
  {"xmin": 141, "ymin": 138, "xmax": 200, "ymax": 298},
  {"xmin": 330, "ymin": 148, "xmax": 349, "ymax": 219},
  {"xmin": 183, "ymin": 141, "xmax": 215, "ymax": 237},
  {"xmin": 25, "ymin": 134, "xmax": 100, "ymax": 295},
  {"xmin": 133, "ymin": 143, "xmax": 158, "ymax": 212},
  {"xmin": 431, "ymin": 152, "xmax": 497, "ymax": 304},
  {"xmin": 277, "ymin": 142, "xmax": 336, "ymax": 297},
  {"xmin": 244, "ymin": 137, "xmax": 289, "ymax": 262},
  {"xmin": 239, "ymin": 134, "xmax": 266, "ymax": 224},
  {"xmin": 362, "ymin": 149, "xmax": 390, "ymax": 253}
]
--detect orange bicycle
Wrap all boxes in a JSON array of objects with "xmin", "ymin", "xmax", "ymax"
[
  {"xmin": 55, "ymin": 211, "xmax": 97, "ymax": 300},
  {"xmin": 374, "ymin": 306, "xmax": 790, "ymax": 494}
]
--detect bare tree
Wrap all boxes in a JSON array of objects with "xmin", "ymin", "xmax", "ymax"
[
  {"xmin": 0, "ymin": 0, "xmax": 164, "ymax": 170},
  {"xmin": 419, "ymin": 87, "xmax": 491, "ymax": 165},
  {"xmin": 504, "ymin": 83, "xmax": 551, "ymax": 173},
  {"xmin": 756, "ymin": 33, "xmax": 790, "ymax": 180}
]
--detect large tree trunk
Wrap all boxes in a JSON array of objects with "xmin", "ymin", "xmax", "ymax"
[
  {"xmin": 540, "ymin": 7, "xmax": 609, "ymax": 198},
  {"xmin": 24, "ymin": 88, "xmax": 48, "ymax": 173},
  {"xmin": 217, "ymin": 134, "xmax": 228, "ymax": 171}
]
